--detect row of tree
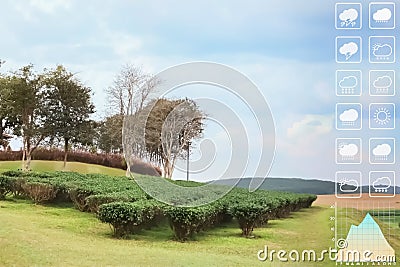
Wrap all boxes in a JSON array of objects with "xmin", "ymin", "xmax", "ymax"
[
  {"xmin": 0, "ymin": 64, "xmax": 95, "ymax": 170},
  {"xmin": 0, "ymin": 62, "xmax": 204, "ymax": 178}
]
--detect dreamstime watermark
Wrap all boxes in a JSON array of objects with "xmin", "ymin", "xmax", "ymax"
[
  {"xmin": 257, "ymin": 244, "xmax": 396, "ymax": 264},
  {"xmin": 122, "ymin": 62, "xmax": 276, "ymax": 207}
]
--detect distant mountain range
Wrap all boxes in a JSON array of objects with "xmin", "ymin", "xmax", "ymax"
[{"xmin": 211, "ymin": 177, "xmax": 400, "ymax": 195}]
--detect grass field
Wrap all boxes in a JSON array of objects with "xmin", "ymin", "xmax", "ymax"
[
  {"xmin": 0, "ymin": 165, "xmax": 398, "ymax": 266},
  {"xmin": 0, "ymin": 198, "xmax": 337, "ymax": 267},
  {"xmin": 0, "ymin": 160, "xmax": 126, "ymax": 176}
]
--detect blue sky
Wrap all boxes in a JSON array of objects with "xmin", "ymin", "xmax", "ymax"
[{"xmin": 1, "ymin": 0, "xmax": 399, "ymax": 182}]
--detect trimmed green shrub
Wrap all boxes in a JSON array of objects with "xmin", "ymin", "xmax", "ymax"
[
  {"xmin": 0, "ymin": 175, "xmax": 12, "ymax": 199},
  {"xmin": 98, "ymin": 201, "xmax": 162, "ymax": 238},
  {"xmin": 69, "ymin": 188, "xmax": 94, "ymax": 212},
  {"xmin": 86, "ymin": 191, "xmax": 147, "ymax": 213},
  {"xmin": 164, "ymin": 202, "xmax": 224, "ymax": 241},
  {"xmin": 21, "ymin": 182, "xmax": 59, "ymax": 204}
]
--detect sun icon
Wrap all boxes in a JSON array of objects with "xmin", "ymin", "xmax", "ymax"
[{"xmin": 374, "ymin": 107, "xmax": 391, "ymax": 125}]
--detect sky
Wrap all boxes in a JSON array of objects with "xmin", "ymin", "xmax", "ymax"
[{"xmin": 1, "ymin": 0, "xmax": 399, "ymax": 183}]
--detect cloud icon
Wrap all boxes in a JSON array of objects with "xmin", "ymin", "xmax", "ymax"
[
  {"xmin": 339, "ymin": 179, "xmax": 359, "ymax": 193},
  {"xmin": 339, "ymin": 76, "xmax": 357, "ymax": 89},
  {"xmin": 373, "ymin": 8, "xmax": 392, "ymax": 22},
  {"xmin": 339, "ymin": 109, "xmax": 358, "ymax": 122},
  {"xmin": 373, "ymin": 76, "xmax": 392, "ymax": 89},
  {"xmin": 372, "ymin": 44, "xmax": 392, "ymax": 57},
  {"xmin": 339, "ymin": 144, "xmax": 359, "ymax": 157},
  {"xmin": 372, "ymin": 144, "xmax": 391, "ymax": 156},
  {"xmin": 339, "ymin": 42, "xmax": 359, "ymax": 60},
  {"xmin": 372, "ymin": 176, "xmax": 391, "ymax": 192},
  {"xmin": 339, "ymin": 8, "xmax": 358, "ymax": 25}
]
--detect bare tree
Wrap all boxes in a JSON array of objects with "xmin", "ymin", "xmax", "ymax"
[
  {"xmin": 107, "ymin": 64, "xmax": 160, "ymax": 175},
  {"xmin": 106, "ymin": 64, "xmax": 159, "ymax": 116}
]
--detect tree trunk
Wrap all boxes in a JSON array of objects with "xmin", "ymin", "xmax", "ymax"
[
  {"xmin": 163, "ymin": 159, "xmax": 173, "ymax": 179},
  {"xmin": 21, "ymin": 138, "xmax": 26, "ymax": 171},
  {"xmin": 63, "ymin": 138, "xmax": 69, "ymax": 168},
  {"xmin": 25, "ymin": 153, "xmax": 32, "ymax": 171},
  {"xmin": 22, "ymin": 137, "xmax": 31, "ymax": 171}
]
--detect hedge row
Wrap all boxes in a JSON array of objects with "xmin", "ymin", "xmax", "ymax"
[
  {"xmin": 224, "ymin": 189, "xmax": 316, "ymax": 237},
  {"xmin": 0, "ymin": 171, "xmax": 149, "ymax": 206},
  {"xmin": 0, "ymin": 149, "xmax": 162, "ymax": 176},
  {"xmin": 0, "ymin": 171, "xmax": 316, "ymax": 240},
  {"xmin": 0, "ymin": 149, "xmax": 127, "ymax": 170}
]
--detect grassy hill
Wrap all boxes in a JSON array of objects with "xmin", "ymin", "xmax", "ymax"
[
  {"xmin": 0, "ymin": 160, "xmax": 126, "ymax": 176},
  {"xmin": 0, "ymin": 199, "xmax": 336, "ymax": 267}
]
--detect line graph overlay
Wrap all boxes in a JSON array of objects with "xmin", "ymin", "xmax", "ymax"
[{"xmin": 335, "ymin": 201, "xmax": 397, "ymax": 263}]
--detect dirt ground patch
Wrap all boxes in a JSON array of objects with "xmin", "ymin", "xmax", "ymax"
[{"xmin": 314, "ymin": 194, "xmax": 400, "ymax": 210}]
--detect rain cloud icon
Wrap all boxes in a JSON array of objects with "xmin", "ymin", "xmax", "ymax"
[
  {"xmin": 339, "ymin": 76, "xmax": 357, "ymax": 89},
  {"xmin": 373, "ymin": 76, "xmax": 392, "ymax": 90},
  {"xmin": 339, "ymin": 144, "xmax": 359, "ymax": 160},
  {"xmin": 372, "ymin": 177, "xmax": 391, "ymax": 192},
  {"xmin": 372, "ymin": 144, "xmax": 391, "ymax": 161},
  {"xmin": 373, "ymin": 8, "xmax": 392, "ymax": 23},
  {"xmin": 339, "ymin": 109, "xmax": 358, "ymax": 126},
  {"xmin": 372, "ymin": 44, "xmax": 392, "ymax": 59}
]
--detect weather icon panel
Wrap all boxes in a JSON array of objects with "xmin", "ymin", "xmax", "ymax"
[
  {"xmin": 336, "ymin": 70, "xmax": 362, "ymax": 96},
  {"xmin": 369, "ymin": 103, "xmax": 395, "ymax": 129},
  {"xmin": 336, "ymin": 37, "xmax": 362, "ymax": 63},
  {"xmin": 369, "ymin": 2, "xmax": 395, "ymax": 29},
  {"xmin": 369, "ymin": 171, "xmax": 395, "ymax": 197},
  {"xmin": 369, "ymin": 36, "xmax": 395, "ymax": 63},
  {"xmin": 336, "ymin": 103, "xmax": 362, "ymax": 130},
  {"xmin": 369, "ymin": 70, "xmax": 395, "ymax": 96},
  {"xmin": 336, "ymin": 138, "xmax": 362, "ymax": 164},
  {"xmin": 369, "ymin": 138, "xmax": 395, "ymax": 164},
  {"xmin": 336, "ymin": 3, "xmax": 362, "ymax": 29},
  {"xmin": 336, "ymin": 171, "xmax": 361, "ymax": 198}
]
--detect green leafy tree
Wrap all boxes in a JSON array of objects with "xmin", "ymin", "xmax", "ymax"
[
  {"xmin": 0, "ymin": 71, "xmax": 17, "ymax": 149},
  {"xmin": 98, "ymin": 114, "xmax": 123, "ymax": 154},
  {"xmin": 42, "ymin": 65, "xmax": 95, "ymax": 167},
  {"xmin": 6, "ymin": 65, "xmax": 46, "ymax": 170}
]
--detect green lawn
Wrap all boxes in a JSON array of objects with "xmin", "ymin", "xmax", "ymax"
[
  {"xmin": 0, "ymin": 163, "xmax": 397, "ymax": 266},
  {"xmin": 0, "ymin": 199, "xmax": 336, "ymax": 267},
  {"xmin": 0, "ymin": 160, "xmax": 126, "ymax": 176}
]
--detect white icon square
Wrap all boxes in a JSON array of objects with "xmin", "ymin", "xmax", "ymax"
[
  {"xmin": 336, "ymin": 3, "xmax": 362, "ymax": 30},
  {"xmin": 369, "ymin": 2, "xmax": 395, "ymax": 29},
  {"xmin": 336, "ymin": 103, "xmax": 362, "ymax": 130},
  {"xmin": 369, "ymin": 138, "xmax": 395, "ymax": 164},
  {"xmin": 335, "ymin": 171, "xmax": 362, "ymax": 198},
  {"xmin": 336, "ymin": 70, "xmax": 362, "ymax": 96},
  {"xmin": 336, "ymin": 138, "xmax": 362, "ymax": 164},
  {"xmin": 369, "ymin": 103, "xmax": 395, "ymax": 129},
  {"xmin": 369, "ymin": 171, "xmax": 395, "ymax": 197},
  {"xmin": 336, "ymin": 36, "xmax": 362, "ymax": 63},
  {"xmin": 369, "ymin": 70, "xmax": 395, "ymax": 96},
  {"xmin": 369, "ymin": 36, "xmax": 395, "ymax": 63}
]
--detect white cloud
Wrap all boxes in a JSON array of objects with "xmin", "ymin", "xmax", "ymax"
[
  {"xmin": 29, "ymin": 0, "xmax": 72, "ymax": 14},
  {"xmin": 287, "ymin": 114, "xmax": 332, "ymax": 141}
]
